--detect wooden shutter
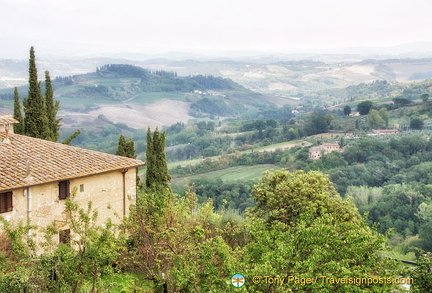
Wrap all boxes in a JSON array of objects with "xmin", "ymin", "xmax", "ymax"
[
  {"xmin": 0, "ymin": 192, "xmax": 12, "ymax": 213},
  {"xmin": 59, "ymin": 181, "xmax": 70, "ymax": 199},
  {"xmin": 59, "ymin": 229, "xmax": 71, "ymax": 245}
]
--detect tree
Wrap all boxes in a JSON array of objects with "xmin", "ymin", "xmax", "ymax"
[
  {"xmin": 422, "ymin": 93, "xmax": 430, "ymax": 103},
  {"xmin": 45, "ymin": 70, "xmax": 61, "ymax": 141},
  {"xmin": 61, "ymin": 129, "xmax": 81, "ymax": 145},
  {"xmin": 145, "ymin": 127, "xmax": 171, "ymax": 189},
  {"xmin": 116, "ymin": 134, "xmax": 127, "ymax": 157},
  {"xmin": 343, "ymin": 105, "xmax": 351, "ymax": 116},
  {"xmin": 23, "ymin": 46, "xmax": 50, "ymax": 139},
  {"xmin": 244, "ymin": 170, "xmax": 397, "ymax": 292},
  {"xmin": 125, "ymin": 138, "xmax": 136, "ymax": 159},
  {"xmin": 411, "ymin": 251, "xmax": 432, "ymax": 293},
  {"xmin": 116, "ymin": 135, "xmax": 137, "ymax": 159},
  {"xmin": 357, "ymin": 100, "xmax": 373, "ymax": 115},
  {"xmin": 379, "ymin": 107, "xmax": 389, "ymax": 128},
  {"xmin": 13, "ymin": 87, "xmax": 24, "ymax": 134},
  {"xmin": 393, "ymin": 97, "xmax": 412, "ymax": 108},
  {"xmin": 367, "ymin": 109, "xmax": 385, "ymax": 129},
  {"xmin": 410, "ymin": 117, "xmax": 424, "ymax": 130},
  {"xmin": 126, "ymin": 187, "xmax": 239, "ymax": 292}
]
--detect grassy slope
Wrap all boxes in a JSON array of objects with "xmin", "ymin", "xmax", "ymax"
[{"xmin": 171, "ymin": 164, "xmax": 278, "ymax": 188}]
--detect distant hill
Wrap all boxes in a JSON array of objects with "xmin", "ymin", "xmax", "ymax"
[
  {"xmin": 0, "ymin": 64, "xmax": 275, "ymax": 129},
  {"xmin": 51, "ymin": 64, "xmax": 273, "ymax": 116}
]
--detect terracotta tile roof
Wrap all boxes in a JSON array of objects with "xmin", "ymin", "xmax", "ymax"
[
  {"xmin": 0, "ymin": 132, "xmax": 145, "ymax": 192},
  {"xmin": 0, "ymin": 115, "xmax": 18, "ymax": 125}
]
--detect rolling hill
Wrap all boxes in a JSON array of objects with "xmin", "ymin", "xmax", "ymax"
[{"xmin": 0, "ymin": 64, "xmax": 276, "ymax": 129}]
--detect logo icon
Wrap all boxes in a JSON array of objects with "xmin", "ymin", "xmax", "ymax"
[{"xmin": 231, "ymin": 273, "xmax": 246, "ymax": 288}]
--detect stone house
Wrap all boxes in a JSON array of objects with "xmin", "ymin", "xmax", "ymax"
[
  {"xmin": 308, "ymin": 143, "xmax": 341, "ymax": 160},
  {"xmin": 0, "ymin": 115, "xmax": 145, "ymax": 246}
]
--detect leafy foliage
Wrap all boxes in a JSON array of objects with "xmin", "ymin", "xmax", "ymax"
[
  {"xmin": 357, "ymin": 100, "xmax": 373, "ymax": 115},
  {"xmin": 411, "ymin": 251, "xmax": 432, "ymax": 292},
  {"xmin": 244, "ymin": 169, "xmax": 397, "ymax": 292}
]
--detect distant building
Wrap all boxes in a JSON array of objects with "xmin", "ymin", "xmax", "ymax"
[
  {"xmin": 0, "ymin": 114, "xmax": 145, "ymax": 249},
  {"xmin": 371, "ymin": 129, "xmax": 399, "ymax": 135},
  {"xmin": 350, "ymin": 112, "xmax": 361, "ymax": 117},
  {"xmin": 308, "ymin": 143, "xmax": 341, "ymax": 160}
]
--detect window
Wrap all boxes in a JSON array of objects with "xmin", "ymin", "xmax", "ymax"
[
  {"xmin": 80, "ymin": 184, "xmax": 84, "ymax": 192},
  {"xmin": 59, "ymin": 180, "xmax": 70, "ymax": 200},
  {"xmin": 59, "ymin": 229, "xmax": 71, "ymax": 245},
  {"xmin": 0, "ymin": 192, "xmax": 12, "ymax": 213}
]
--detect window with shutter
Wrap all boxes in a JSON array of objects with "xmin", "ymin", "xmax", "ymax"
[
  {"xmin": 59, "ymin": 229, "xmax": 71, "ymax": 245},
  {"xmin": 59, "ymin": 180, "xmax": 70, "ymax": 200},
  {"xmin": 0, "ymin": 192, "xmax": 12, "ymax": 214}
]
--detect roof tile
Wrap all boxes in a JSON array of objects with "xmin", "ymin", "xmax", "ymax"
[{"xmin": 0, "ymin": 132, "xmax": 145, "ymax": 191}]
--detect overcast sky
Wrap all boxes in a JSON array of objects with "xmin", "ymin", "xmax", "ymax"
[{"xmin": 1, "ymin": 0, "xmax": 432, "ymax": 58}]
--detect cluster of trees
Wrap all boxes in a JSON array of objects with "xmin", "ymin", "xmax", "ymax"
[
  {"xmin": 165, "ymin": 112, "xmax": 341, "ymax": 162},
  {"xmin": 174, "ymin": 178, "xmax": 256, "ymax": 212},
  {"xmin": 115, "ymin": 134, "xmax": 136, "ymax": 158},
  {"xmin": 357, "ymin": 98, "xmax": 414, "ymax": 117},
  {"xmin": 169, "ymin": 130, "xmax": 432, "ymax": 254},
  {"xmin": 118, "ymin": 64, "xmax": 240, "ymax": 93},
  {"xmin": 11, "ymin": 47, "xmax": 80, "ymax": 145},
  {"xmin": 282, "ymin": 134, "xmax": 432, "ymax": 252},
  {"xmin": 13, "ymin": 47, "xmax": 61, "ymax": 142}
]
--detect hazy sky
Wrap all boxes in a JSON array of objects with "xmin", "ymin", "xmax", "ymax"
[{"xmin": 1, "ymin": 0, "xmax": 432, "ymax": 57}]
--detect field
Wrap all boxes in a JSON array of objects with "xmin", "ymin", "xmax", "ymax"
[
  {"xmin": 129, "ymin": 92, "xmax": 192, "ymax": 104},
  {"xmin": 171, "ymin": 164, "xmax": 278, "ymax": 187}
]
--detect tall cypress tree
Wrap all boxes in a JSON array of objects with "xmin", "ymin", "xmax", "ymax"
[
  {"xmin": 45, "ymin": 70, "xmax": 61, "ymax": 141},
  {"xmin": 145, "ymin": 127, "xmax": 171, "ymax": 189},
  {"xmin": 13, "ymin": 87, "xmax": 25, "ymax": 134},
  {"xmin": 125, "ymin": 138, "xmax": 137, "ymax": 159},
  {"xmin": 116, "ymin": 135, "xmax": 128, "ymax": 157},
  {"xmin": 24, "ymin": 46, "xmax": 50, "ymax": 139}
]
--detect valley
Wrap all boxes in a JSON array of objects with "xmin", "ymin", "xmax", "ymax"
[{"xmin": 2, "ymin": 49, "xmax": 432, "ymax": 291}]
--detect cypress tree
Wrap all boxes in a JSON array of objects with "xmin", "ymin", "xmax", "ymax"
[
  {"xmin": 145, "ymin": 127, "xmax": 171, "ymax": 189},
  {"xmin": 45, "ymin": 70, "xmax": 61, "ymax": 141},
  {"xmin": 62, "ymin": 129, "xmax": 81, "ymax": 145},
  {"xmin": 125, "ymin": 138, "xmax": 137, "ymax": 159},
  {"xmin": 145, "ymin": 128, "xmax": 155, "ymax": 188},
  {"xmin": 116, "ymin": 135, "xmax": 128, "ymax": 157},
  {"xmin": 13, "ymin": 87, "xmax": 25, "ymax": 134},
  {"xmin": 24, "ymin": 46, "xmax": 50, "ymax": 139}
]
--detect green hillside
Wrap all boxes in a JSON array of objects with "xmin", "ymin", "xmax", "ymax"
[
  {"xmin": 0, "ymin": 63, "xmax": 275, "ymax": 118},
  {"xmin": 52, "ymin": 64, "xmax": 273, "ymax": 116}
]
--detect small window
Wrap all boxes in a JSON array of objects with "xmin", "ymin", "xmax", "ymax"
[
  {"xmin": 59, "ymin": 229, "xmax": 71, "ymax": 245},
  {"xmin": 59, "ymin": 180, "xmax": 70, "ymax": 200},
  {"xmin": 80, "ymin": 184, "xmax": 84, "ymax": 193},
  {"xmin": 0, "ymin": 192, "xmax": 12, "ymax": 214}
]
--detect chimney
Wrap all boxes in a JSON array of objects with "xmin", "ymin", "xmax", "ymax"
[
  {"xmin": 0, "ymin": 114, "xmax": 18, "ymax": 134},
  {"xmin": 2, "ymin": 122, "xmax": 10, "ymax": 144}
]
